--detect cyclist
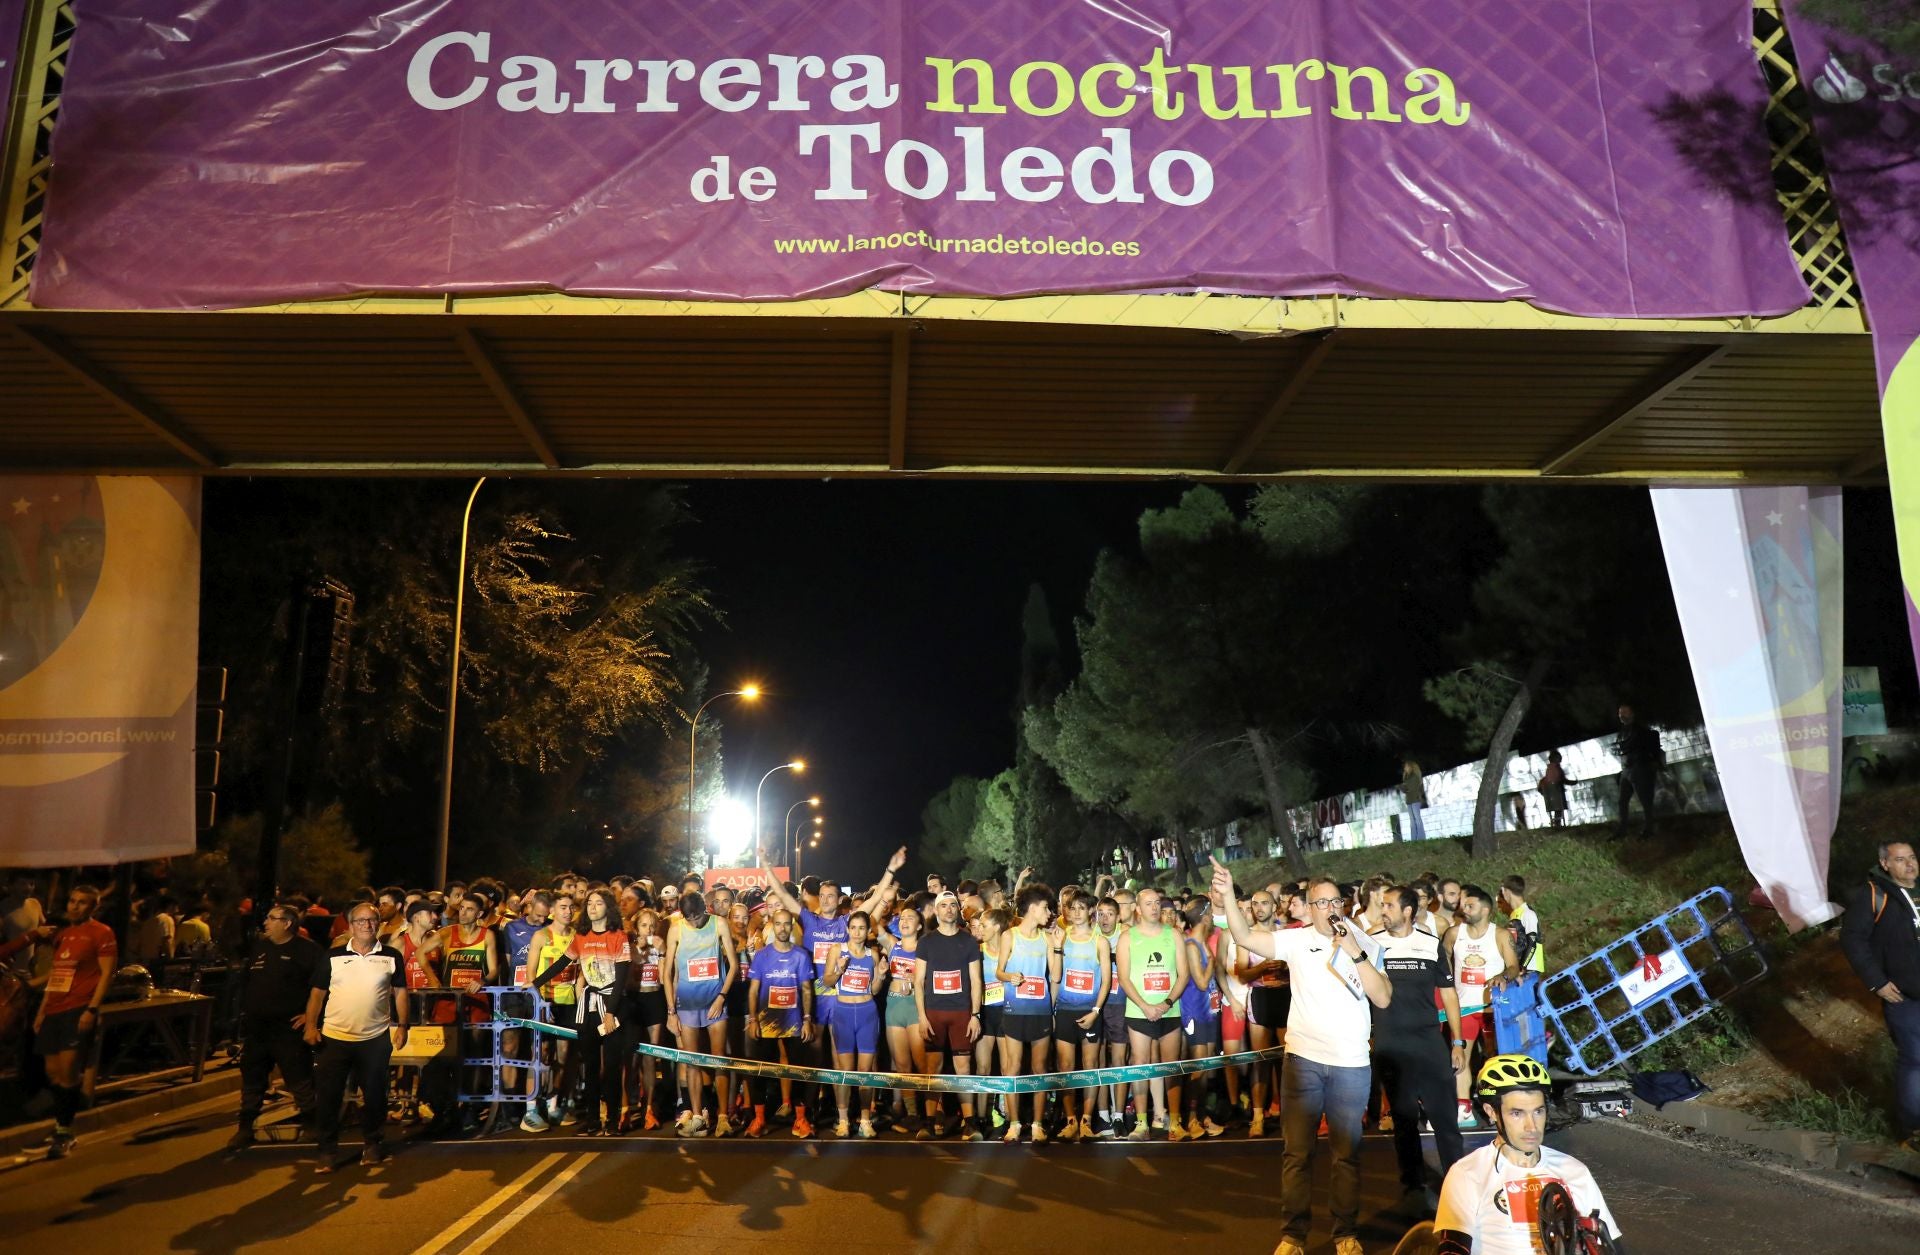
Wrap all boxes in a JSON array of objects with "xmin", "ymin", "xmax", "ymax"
[{"xmin": 1434, "ymin": 1055, "xmax": 1626, "ymax": 1254}]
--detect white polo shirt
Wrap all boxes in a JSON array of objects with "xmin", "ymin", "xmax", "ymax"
[
  {"xmin": 1267, "ymin": 925, "xmax": 1375, "ymax": 1068},
  {"xmin": 312, "ymin": 941, "xmax": 405, "ymax": 1041}
]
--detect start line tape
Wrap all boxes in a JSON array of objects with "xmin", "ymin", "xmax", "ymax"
[{"xmin": 506, "ymin": 1018, "xmax": 1287, "ymax": 1095}]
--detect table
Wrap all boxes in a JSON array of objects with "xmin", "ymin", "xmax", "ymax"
[{"xmin": 83, "ymin": 990, "xmax": 215, "ymax": 1098}]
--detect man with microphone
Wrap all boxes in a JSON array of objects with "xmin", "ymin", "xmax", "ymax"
[{"xmin": 1212, "ymin": 856, "xmax": 1391, "ymax": 1255}]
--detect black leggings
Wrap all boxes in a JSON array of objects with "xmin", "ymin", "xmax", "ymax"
[{"xmin": 577, "ymin": 1016, "xmax": 628, "ymax": 1125}]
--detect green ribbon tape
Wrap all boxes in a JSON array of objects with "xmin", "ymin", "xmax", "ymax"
[{"xmin": 505, "ymin": 1018, "xmax": 1285, "ymax": 1094}]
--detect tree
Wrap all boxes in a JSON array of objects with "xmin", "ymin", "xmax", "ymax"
[{"xmin": 919, "ymin": 775, "xmax": 987, "ymax": 879}]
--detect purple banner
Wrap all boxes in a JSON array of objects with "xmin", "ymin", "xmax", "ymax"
[
  {"xmin": 0, "ymin": 0, "xmax": 26, "ymax": 128},
  {"xmin": 31, "ymin": 0, "xmax": 1806, "ymax": 315},
  {"xmin": 1782, "ymin": 7, "xmax": 1920, "ymax": 680}
]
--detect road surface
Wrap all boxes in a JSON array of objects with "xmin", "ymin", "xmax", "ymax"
[{"xmin": 3, "ymin": 1096, "xmax": 1911, "ymax": 1254}]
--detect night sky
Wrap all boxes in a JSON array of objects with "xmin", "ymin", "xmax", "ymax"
[{"xmin": 679, "ymin": 479, "xmax": 1187, "ymax": 884}]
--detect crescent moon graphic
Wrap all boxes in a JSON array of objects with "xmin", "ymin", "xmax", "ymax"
[{"xmin": 0, "ymin": 477, "xmax": 200, "ymax": 788}]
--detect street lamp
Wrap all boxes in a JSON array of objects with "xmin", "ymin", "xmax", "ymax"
[
  {"xmin": 687, "ymin": 684, "xmax": 761, "ymax": 872},
  {"xmin": 433, "ymin": 476, "xmax": 486, "ymax": 891},
  {"xmin": 799, "ymin": 828, "xmax": 822, "ymax": 879},
  {"xmin": 754, "ymin": 760, "xmax": 805, "ymax": 863},
  {"xmin": 784, "ymin": 796, "xmax": 821, "ymax": 868}
]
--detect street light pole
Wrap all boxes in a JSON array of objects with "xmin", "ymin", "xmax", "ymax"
[
  {"xmin": 687, "ymin": 685, "xmax": 760, "ymax": 873},
  {"xmin": 432, "ymin": 476, "xmax": 485, "ymax": 891},
  {"xmin": 783, "ymin": 796, "xmax": 820, "ymax": 869},
  {"xmin": 754, "ymin": 761, "xmax": 804, "ymax": 865}
]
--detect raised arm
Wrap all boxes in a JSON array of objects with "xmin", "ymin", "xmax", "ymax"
[
  {"xmin": 1211, "ymin": 857, "xmax": 1279, "ymax": 961},
  {"xmin": 850, "ymin": 846, "xmax": 908, "ymax": 918},
  {"xmin": 758, "ymin": 845, "xmax": 805, "ymax": 918}
]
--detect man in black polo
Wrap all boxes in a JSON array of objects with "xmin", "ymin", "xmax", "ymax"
[
  {"xmin": 305, "ymin": 902, "xmax": 409, "ymax": 1171},
  {"xmin": 1369, "ymin": 884, "xmax": 1467, "ymax": 1210},
  {"xmin": 229, "ymin": 902, "xmax": 322, "ymax": 1149}
]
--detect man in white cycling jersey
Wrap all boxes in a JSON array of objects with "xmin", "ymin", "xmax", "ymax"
[{"xmin": 1434, "ymin": 1055, "xmax": 1625, "ymax": 1255}]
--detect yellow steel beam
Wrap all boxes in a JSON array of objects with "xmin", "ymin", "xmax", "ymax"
[
  {"xmin": 8, "ymin": 322, "xmax": 219, "ymax": 467},
  {"xmin": 1222, "ymin": 333, "xmax": 1338, "ymax": 474},
  {"xmin": 1538, "ymin": 345, "xmax": 1735, "ymax": 475},
  {"xmin": 453, "ymin": 326, "xmax": 561, "ymax": 469},
  {"xmin": 887, "ymin": 325, "xmax": 912, "ymax": 471}
]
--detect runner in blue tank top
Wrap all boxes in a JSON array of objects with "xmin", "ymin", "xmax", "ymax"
[
  {"xmin": 1175, "ymin": 897, "xmax": 1227, "ymax": 1140},
  {"xmin": 994, "ymin": 883, "xmax": 1058, "ymax": 1143},
  {"xmin": 1051, "ymin": 890, "xmax": 1112, "ymax": 1141},
  {"xmin": 822, "ymin": 911, "xmax": 889, "ymax": 1138},
  {"xmin": 664, "ymin": 894, "xmax": 738, "ymax": 1138}
]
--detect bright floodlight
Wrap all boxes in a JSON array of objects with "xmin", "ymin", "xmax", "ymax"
[
  {"xmin": 739, "ymin": 684, "xmax": 761, "ymax": 700},
  {"xmin": 790, "ymin": 759, "xmax": 806, "ymax": 772},
  {"xmin": 707, "ymin": 796, "xmax": 755, "ymax": 865},
  {"xmin": 809, "ymin": 796, "xmax": 821, "ymax": 807}
]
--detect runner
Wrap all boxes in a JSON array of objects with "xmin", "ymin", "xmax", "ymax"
[
  {"xmin": 912, "ymin": 889, "xmax": 985, "ymax": 1141},
  {"xmin": 1370, "ymin": 885, "xmax": 1468, "ymax": 1210},
  {"xmin": 625, "ymin": 904, "xmax": 669, "ymax": 1131},
  {"xmin": 1212, "ymin": 880, "xmax": 1251, "ymax": 1126},
  {"xmin": 972, "ymin": 905, "xmax": 1011, "ymax": 1133},
  {"xmin": 1238, "ymin": 886, "xmax": 1287, "ymax": 1136},
  {"xmin": 519, "ymin": 893, "xmax": 577, "ymax": 1132},
  {"xmin": 1446, "ymin": 884, "xmax": 1519, "ymax": 1128},
  {"xmin": 1176, "ymin": 897, "xmax": 1226, "ymax": 1139},
  {"xmin": 1050, "ymin": 889, "xmax": 1110, "ymax": 1142},
  {"xmin": 995, "ymin": 883, "xmax": 1056, "ymax": 1143},
  {"xmin": 31, "ymin": 885, "xmax": 116, "ymax": 1160},
  {"xmin": 1093, "ymin": 893, "xmax": 1128, "ymax": 1137},
  {"xmin": 884, "ymin": 904, "xmax": 928, "ymax": 1134},
  {"xmin": 744, "ymin": 906, "xmax": 815, "ymax": 1137},
  {"xmin": 823, "ymin": 910, "xmax": 889, "ymax": 1138},
  {"xmin": 542, "ymin": 887, "xmax": 627, "ymax": 1136},
  {"xmin": 1116, "ymin": 886, "xmax": 1188, "ymax": 1141},
  {"xmin": 1435, "ymin": 1055, "xmax": 1626, "ymax": 1255},
  {"xmin": 664, "ymin": 889, "xmax": 738, "ymax": 1137},
  {"xmin": 501, "ymin": 890, "xmax": 550, "ymax": 1126}
]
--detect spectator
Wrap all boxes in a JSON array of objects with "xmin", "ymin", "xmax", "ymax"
[
  {"xmin": 129, "ymin": 893, "xmax": 177, "ymax": 964},
  {"xmin": 1499, "ymin": 876, "xmax": 1545, "ymax": 975},
  {"xmin": 304, "ymin": 902, "xmax": 409, "ymax": 1171},
  {"xmin": 1613, "ymin": 704, "xmax": 1662, "ymax": 838},
  {"xmin": 175, "ymin": 902, "xmax": 215, "ymax": 957},
  {"xmin": 1538, "ymin": 749, "xmax": 1570, "ymax": 829},
  {"xmin": 1839, "ymin": 841, "xmax": 1920, "ymax": 1153},
  {"xmin": 1368, "ymin": 885, "xmax": 1466, "ymax": 1209},
  {"xmin": 1, "ymin": 872, "xmax": 44, "ymax": 978},
  {"xmin": 1400, "ymin": 760, "xmax": 1426, "ymax": 842},
  {"xmin": 230, "ymin": 904, "xmax": 321, "ymax": 1149}
]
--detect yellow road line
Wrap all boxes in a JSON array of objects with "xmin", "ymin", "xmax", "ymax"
[
  {"xmin": 406, "ymin": 1152, "xmax": 567, "ymax": 1255},
  {"xmin": 459, "ymin": 1152, "xmax": 602, "ymax": 1255}
]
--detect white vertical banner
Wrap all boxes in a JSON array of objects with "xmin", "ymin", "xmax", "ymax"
[{"xmin": 1650, "ymin": 486, "xmax": 1843, "ymax": 931}]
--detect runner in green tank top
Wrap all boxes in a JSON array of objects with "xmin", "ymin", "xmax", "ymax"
[{"xmin": 1116, "ymin": 887, "xmax": 1189, "ymax": 1141}]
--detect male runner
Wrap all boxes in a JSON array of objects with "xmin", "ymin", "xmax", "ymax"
[
  {"xmin": 996, "ymin": 883, "xmax": 1056, "ymax": 1143},
  {"xmin": 1446, "ymin": 885, "xmax": 1519, "ymax": 1127},
  {"xmin": 913, "ymin": 889, "xmax": 985, "ymax": 1141},
  {"xmin": 1093, "ymin": 894, "xmax": 1128, "ymax": 1136},
  {"xmin": 664, "ymin": 889, "xmax": 737, "ymax": 1137},
  {"xmin": 1237, "ymin": 886, "xmax": 1287, "ymax": 1136},
  {"xmin": 32, "ymin": 885, "xmax": 117, "ymax": 1159},
  {"xmin": 1116, "ymin": 886, "xmax": 1188, "ymax": 1141},
  {"xmin": 1435, "ymin": 1055, "xmax": 1626, "ymax": 1254},
  {"xmin": 744, "ymin": 907, "xmax": 815, "ymax": 1137}
]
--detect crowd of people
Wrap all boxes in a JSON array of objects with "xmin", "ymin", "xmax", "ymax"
[{"xmin": 3, "ymin": 849, "xmax": 1627, "ymax": 1253}]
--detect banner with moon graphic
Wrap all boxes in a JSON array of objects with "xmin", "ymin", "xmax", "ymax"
[
  {"xmin": 1651, "ymin": 485, "xmax": 1843, "ymax": 932},
  {"xmin": 1782, "ymin": 7, "xmax": 1920, "ymax": 680},
  {"xmin": 0, "ymin": 477, "xmax": 201, "ymax": 866}
]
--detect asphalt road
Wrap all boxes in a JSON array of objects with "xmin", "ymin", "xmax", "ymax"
[{"xmin": 4, "ymin": 1097, "xmax": 1912, "ymax": 1254}]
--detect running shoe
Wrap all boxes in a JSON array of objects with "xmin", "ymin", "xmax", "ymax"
[
  {"xmin": 774, "ymin": 1103, "xmax": 794, "ymax": 1122},
  {"xmin": 1032, "ymin": 1122, "xmax": 1050, "ymax": 1146},
  {"xmin": 858, "ymin": 1116, "xmax": 876, "ymax": 1140},
  {"xmin": 1378, "ymin": 1114, "xmax": 1395, "ymax": 1134},
  {"xmin": 519, "ymin": 1106, "xmax": 549, "ymax": 1133},
  {"xmin": 990, "ymin": 1107, "xmax": 1007, "ymax": 1131},
  {"xmin": 679, "ymin": 1114, "xmax": 709, "ymax": 1138},
  {"xmin": 1077, "ymin": 1115, "xmax": 1095, "ymax": 1141},
  {"xmin": 46, "ymin": 1133, "xmax": 75, "ymax": 1161},
  {"xmin": 559, "ymin": 1103, "xmax": 579, "ymax": 1128},
  {"xmin": 1091, "ymin": 1113, "xmax": 1114, "ymax": 1140},
  {"xmin": 1126, "ymin": 1121, "xmax": 1150, "ymax": 1142},
  {"xmin": 835, "ymin": 1117, "xmax": 851, "ymax": 1138},
  {"xmin": 1333, "ymin": 1237, "xmax": 1366, "ymax": 1255},
  {"xmin": 1187, "ymin": 1114, "xmax": 1205, "ymax": 1140},
  {"xmin": 914, "ymin": 1120, "xmax": 934, "ymax": 1141},
  {"xmin": 1002, "ymin": 1121, "xmax": 1023, "ymax": 1145},
  {"xmin": 1202, "ymin": 1116, "xmax": 1227, "ymax": 1138},
  {"xmin": 1250, "ymin": 1112, "xmax": 1266, "ymax": 1137},
  {"xmin": 1274, "ymin": 1239, "xmax": 1306, "ymax": 1255},
  {"xmin": 580, "ymin": 1121, "xmax": 603, "ymax": 1137},
  {"xmin": 890, "ymin": 1110, "xmax": 914, "ymax": 1135},
  {"xmin": 1150, "ymin": 1113, "xmax": 1167, "ymax": 1132},
  {"xmin": 1168, "ymin": 1121, "xmax": 1189, "ymax": 1142},
  {"xmin": 960, "ymin": 1118, "xmax": 984, "ymax": 1142},
  {"xmin": 1455, "ymin": 1102, "xmax": 1477, "ymax": 1130},
  {"xmin": 793, "ymin": 1109, "xmax": 815, "ymax": 1138},
  {"xmin": 643, "ymin": 1108, "xmax": 661, "ymax": 1131},
  {"xmin": 746, "ymin": 1114, "xmax": 769, "ymax": 1137},
  {"xmin": 360, "ymin": 1143, "xmax": 386, "ymax": 1166},
  {"xmin": 714, "ymin": 1115, "xmax": 735, "ymax": 1139},
  {"xmin": 675, "ymin": 1109, "xmax": 694, "ymax": 1134}
]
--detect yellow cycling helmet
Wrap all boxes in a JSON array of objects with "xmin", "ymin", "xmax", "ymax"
[{"xmin": 1474, "ymin": 1053, "xmax": 1552, "ymax": 1099}]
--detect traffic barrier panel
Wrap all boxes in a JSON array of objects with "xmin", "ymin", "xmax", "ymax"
[{"xmin": 1539, "ymin": 886, "xmax": 1767, "ymax": 1076}]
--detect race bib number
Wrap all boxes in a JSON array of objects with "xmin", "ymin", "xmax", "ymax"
[
  {"xmin": 767, "ymin": 984, "xmax": 798, "ymax": 1009},
  {"xmin": 450, "ymin": 968, "xmax": 482, "ymax": 990},
  {"xmin": 983, "ymin": 981, "xmax": 1005, "ymax": 1005},
  {"xmin": 639, "ymin": 961, "xmax": 660, "ymax": 986},
  {"xmin": 932, "ymin": 969, "xmax": 962, "ymax": 996},
  {"xmin": 1461, "ymin": 966, "xmax": 1488, "ymax": 986},
  {"xmin": 813, "ymin": 941, "xmax": 834, "ymax": 965},
  {"xmin": 840, "ymin": 969, "xmax": 871, "ymax": 994},
  {"xmin": 688, "ymin": 957, "xmax": 720, "ymax": 981},
  {"xmin": 1209, "ymin": 989, "xmax": 1224, "ymax": 1014},
  {"xmin": 512, "ymin": 964, "xmax": 527, "ymax": 986},
  {"xmin": 890, "ymin": 954, "xmax": 916, "ymax": 982},
  {"xmin": 1143, "ymin": 970, "xmax": 1172, "ymax": 994},
  {"xmin": 46, "ymin": 966, "xmax": 74, "ymax": 995},
  {"xmin": 1064, "ymin": 969, "xmax": 1096, "ymax": 994},
  {"xmin": 1016, "ymin": 975, "xmax": 1047, "ymax": 999}
]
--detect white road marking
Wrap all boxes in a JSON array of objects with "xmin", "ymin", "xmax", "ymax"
[
  {"xmin": 459, "ymin": 1152, "xmax": 601, "ymax": 1254},
  {"xmin": 406, "ymin": 1152, "xmax": 567, "ymax": 1255}
]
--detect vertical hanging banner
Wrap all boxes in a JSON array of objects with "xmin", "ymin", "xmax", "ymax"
[
  {"xmin": 1651, "ymin": 486, "xmax": 1843, "ymax": 931},
  {"xmin": 0, "ymin": 477, "xmax": 202, "ymax": 866},
  {"xmin": 1783, "ymin": 7, "xmax": 1920, "ymax": 677}
]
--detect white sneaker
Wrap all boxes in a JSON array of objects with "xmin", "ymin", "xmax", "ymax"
[
  {"xmin": 857, "ymin": 1116, "xmax": 876, "ymax": 1139},
  {"xmin": 835, "ymin": 1117, "xmax": 851, "ymax": 1138},
  {"xmin": 713, "ymin": 1115, "xmax": 735, "ymax": 1139},
  {"xmin": 1250, "ymin": 1112, "xmax": 1266, "ymax": 1137},
  {"xmin": 1378, "ymin": 1114, "xmax": 1395, "ymax": 1133},
  {"xmin": 1150, "ymin": 1113, "xmax": 1167, "ymax": 1131},
  {"xmin": 1273, "ymin": 1240, "xmax": 1306, "ymax": 1255},
  {"xmin": 1186, "ymin": 1114, "xmax": 1205, "ymax": 1140},
  {"xmin": 1334, "ymin": 1238, "xmax": 1366, "ymax": 1255},
  {"xmin": 679, "ymin": 1114, "xmax": 708, "ymax": 1138},
  {"xmin": 1203, "ymin": 1116, "xmax": 1227, "ymax": 1138},
  {"xmin": 1127, "ymin": 1122, "xmax": 1150, "ymax": 1142},
  {"xmin": 1031, "ymin": 1123, "xmax": 1049, "ymax": 1145},
  {"xmin": 1002, "ymin": 1121, "xmax": 1023, "ymax": 1144}
]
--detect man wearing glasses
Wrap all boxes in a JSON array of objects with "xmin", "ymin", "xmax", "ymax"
[
  {"xmin": 305, "ymin": 902, "xmax": 409, "ymax": 1171},
  {"xmin": 229, "ymin": 904, "xmax": 323, "ymax": 1150},
  {"xmin": 1213, "ymin": 858, "xmax": 1391, "ymax": 1255}
]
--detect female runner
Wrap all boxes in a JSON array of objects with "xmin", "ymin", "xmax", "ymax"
[
  {"xmin": 883, "ymin": 904, "xmax": 927, "ymax": 1133},
  {"xmin": 822, "ymin": 910, "xmax": 890, "ymax": 1138}
]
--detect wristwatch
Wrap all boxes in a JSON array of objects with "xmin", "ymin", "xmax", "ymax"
[{"xmin": 1452, "ymin": 1038, "xmax": 1467, "ymax": 1047}]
